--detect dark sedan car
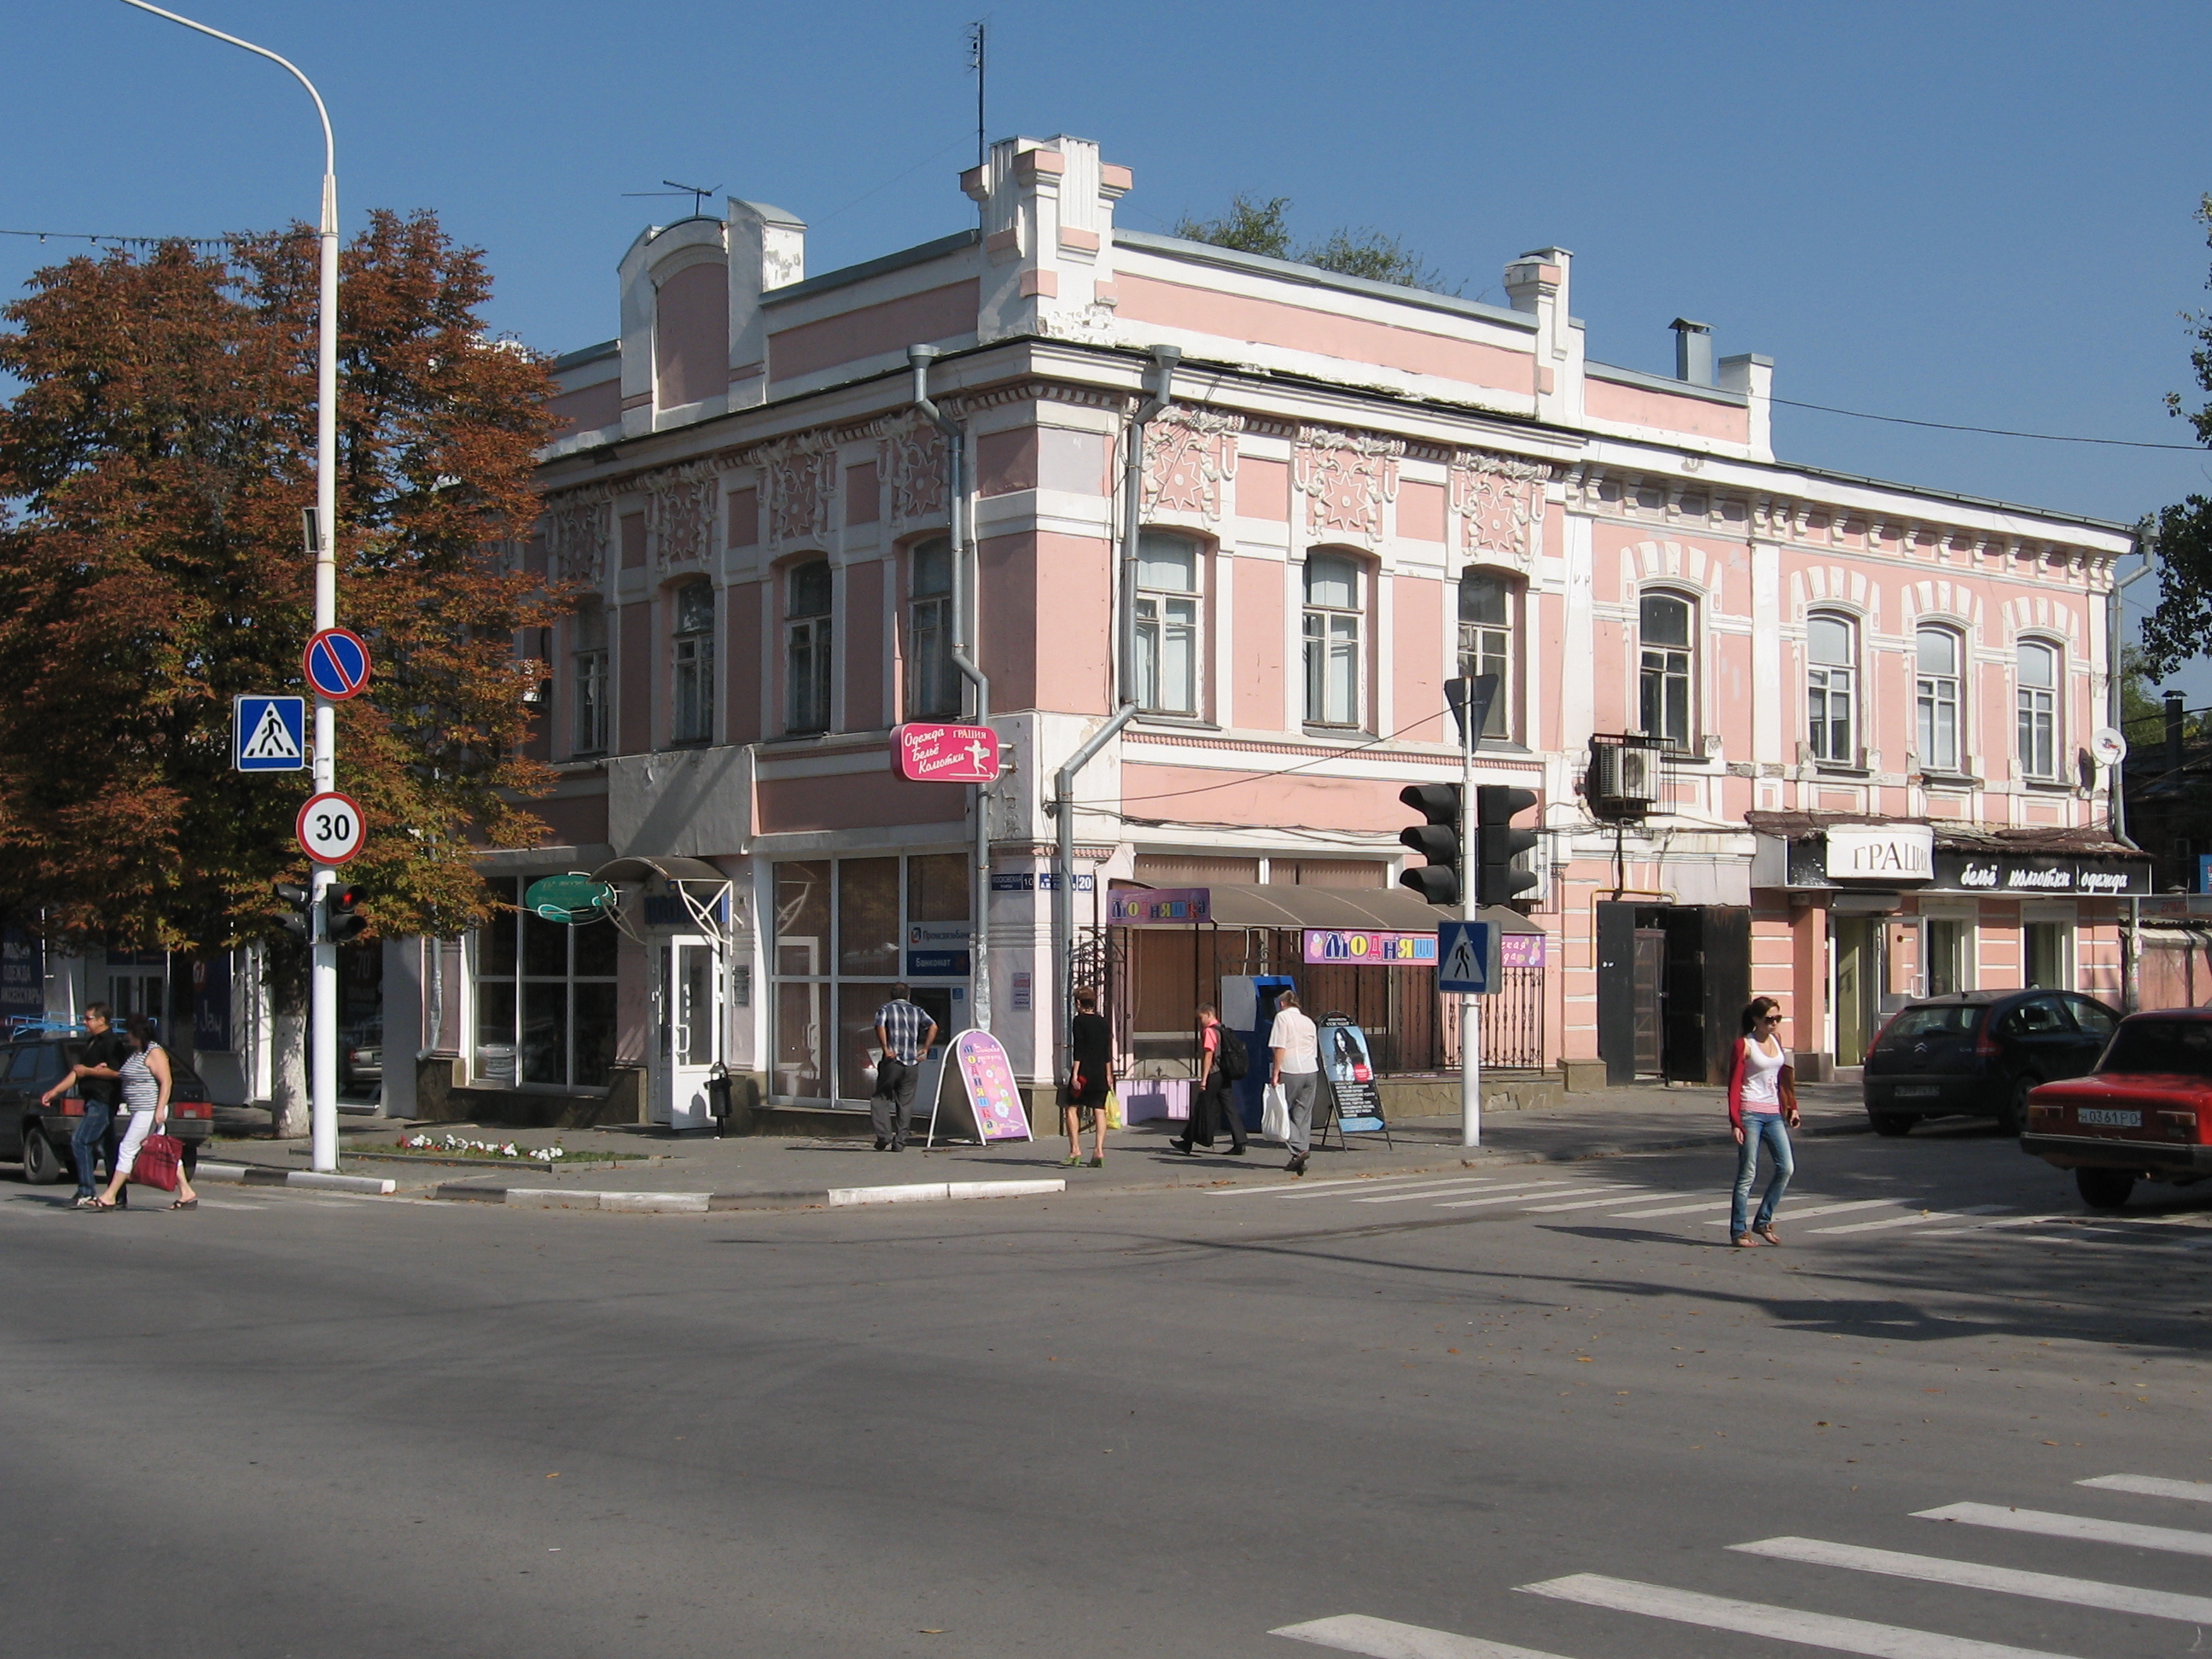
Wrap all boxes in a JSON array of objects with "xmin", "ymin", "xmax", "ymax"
[
  {"xmin": 1860, "ymin": 989, "xmax": 2119, "ymax": 1137},
  {"xmin": 0, "ymin": 1033, "xmax": 216, "ymax": 1185}
]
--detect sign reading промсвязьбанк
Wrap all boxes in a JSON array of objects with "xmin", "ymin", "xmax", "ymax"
[
  {"xmin": 1302, "ymin": 928, "xmax": 1438, "ymax": 965},
  {"xmin": 894, "ymin": 723, "xmax": 999, "ymax": 784}
]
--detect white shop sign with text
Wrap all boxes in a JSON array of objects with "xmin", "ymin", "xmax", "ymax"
[{"xmin": 1826, "ymin": 824, "xmax": 1934, "ymax": 883}]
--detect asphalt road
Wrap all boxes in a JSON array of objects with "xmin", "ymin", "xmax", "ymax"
[{"xmin": 3, "ymin": 1123, "xmax": 2206, "ymax": 1659}]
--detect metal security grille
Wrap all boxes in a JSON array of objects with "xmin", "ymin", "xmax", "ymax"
[{"xmin": 1441, "ymin": 964, "xmax": 1547, "ymax": 1072}]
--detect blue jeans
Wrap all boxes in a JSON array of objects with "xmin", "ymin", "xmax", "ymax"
[
  {"xmin": 1731, "ymin": 1114, "xmax": 1794, "ymax": 1236},
  {"xmin": 70, "ymin": 1098, "xmax": 116, "ymax": 1197}
]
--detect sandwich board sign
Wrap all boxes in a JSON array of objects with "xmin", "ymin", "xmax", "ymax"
[
  {"xmin": 1436, "ymin": 920, "xmax": 1497, "ymax": 996},
  {"xmin": 234, "ymin": 696, "xmax": 306, "ymax": 771}
]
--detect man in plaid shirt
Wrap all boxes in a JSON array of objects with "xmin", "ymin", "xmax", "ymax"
[{"xmin": 871, "ymin": 984, "xmax": 939, "ymax": 1151}]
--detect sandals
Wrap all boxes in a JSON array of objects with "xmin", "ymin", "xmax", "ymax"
[
  {"xmin": 1732, "ymin": 1232, "xmax": 1761, "ymax": 1247},
  {"xmin": 168, "ymin": 1199, "xmax": 198, "ymax": 1211},
  {"xmin": 1062, "ymin": 1154, "xmax": 1084, "ymax": 1167},
  {"xmin": 1756, "ymin": 1223, "xmax": 1780, "ymax": 1245},
  {"xmin": 1087, "ymin": 1155, "xmax": 1104, "ymax": 1168}
]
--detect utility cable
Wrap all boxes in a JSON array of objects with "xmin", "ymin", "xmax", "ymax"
[
  {"xmin": 1118, "ymin": 707, "xmax": 1464, "ymax": 806},
  {"xmin": 1772, "ymin": 394, "xmax": 2203, "ymax": 451}
]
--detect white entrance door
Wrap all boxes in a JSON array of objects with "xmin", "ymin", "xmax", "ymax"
[{"xmin": 653, "ymin": 934, "xmax": 725, "ymax": 1128}]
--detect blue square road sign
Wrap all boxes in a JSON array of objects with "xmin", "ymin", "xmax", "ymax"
[
  {"xmin": 235, "ymin": 696, "xmax": 306, "ymax": 771},
  {"xmin": 1436, "ymin": 920, "xmax": 1497, "ymax": 995}
]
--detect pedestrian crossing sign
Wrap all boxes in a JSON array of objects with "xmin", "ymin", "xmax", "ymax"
[
  {"xmin": 234, "ymin": 696, "xmax": 306, "ymax": 771},
  {"xmin": 1436, "ymin": 920, "xmax": 1495, "ymax": 995}
]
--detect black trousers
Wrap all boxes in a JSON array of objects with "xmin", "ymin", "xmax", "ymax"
[
  {"xmin": 871, "ymin": 1057, "xmax": 920, "ymax": 1144},
  {"xmin": 1190, "ymin": 1072, "xmax": 1247, "ymax": 1150}
]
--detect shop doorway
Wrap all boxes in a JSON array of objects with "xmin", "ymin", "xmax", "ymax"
[
  {"xmin": 1833, "ymin": 917, "xmax": 1881, "ymax": 1065},
  {"xmin": 1597, "ymin": 903, "xmax": 1751, "ymax": 1086},
  {"xmin": 652, "ymin": 934, "xmax": 725, "ymax": 1130}
]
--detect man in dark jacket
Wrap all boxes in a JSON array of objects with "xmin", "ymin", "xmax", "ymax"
[
  {"xmin": 1172, "ymin": 1003, "xmax": 1248, "ymax": 1156},
  {"xmin": 45, "ymin": 1003, "xmax": 129, "ymax": 1209}
]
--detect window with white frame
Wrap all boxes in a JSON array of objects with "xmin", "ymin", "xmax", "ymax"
[
  {"xmin": 786, "ymin": 559, "xmax": 833, "ymax": 735},
  {"xmin": 906, "ymin": 538, "xmax": 959, "ymax": 719},
  {"xmin": 2017, "ymin": 638, "xmax": 2060, "ymax": 781},
  {"xmin": 1457, "ymin": 569, "xmax": 1516, "ymax": 740},
  {"xmin": 472, "ymin": 876, "xmax": 619, "ymax": 1089},
  {"xmin": 670, "ymin": 579, "xmax": 715, "ymax": 745},
  {"xmin": 1137, "ymin": 531, "xmax": 1202, "ymax": 715},
  {"xmin": 1806, "ymin": 612, "xmax": 1857, "ymax": 764},
  {"xmin": 571, "ymin": 597, "xmax": 608, "ymax": 756},
  {"xmin": 1916, "ymin": 626, "xmax": 1964, "ymax": 773},
  {"xmin": 1638, "ymin": 591, "xmax": 1696, "ymax": 751},
  {"xmin": 1302, "ymin": 552, "xmax": 1364, "ymax": 727}
]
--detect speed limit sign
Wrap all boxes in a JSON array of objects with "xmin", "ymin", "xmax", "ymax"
[{"xmin": 296, "ymin": 791, "xmax": 366, "ymax": 865}]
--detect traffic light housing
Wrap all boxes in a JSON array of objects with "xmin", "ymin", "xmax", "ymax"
[
  {"xmin": 1476, "ymin": 785, "xmax": 1540, "ymax": 906},
  {"xmin": 1397, "ymin": 783, "xmax": 1463, "ymax": 906},
  {"xmin": 276, "ymin": 883, "xmax": 313, "ymax": 942},
  {"xmin": 326, "ymin": 883, "xmax": 370, "ymax": 944}
]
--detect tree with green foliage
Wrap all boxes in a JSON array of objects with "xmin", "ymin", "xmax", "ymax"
[
  {"xmin": 2139, "ymin": 195, "xmax": 2212, "ymax": 676},
  {"xmin": 1173, "ymin": 193, "xmax": 1458, "ymax": 294},
  {"xmin": 0, "ymin": 212, "xmax": 561, "ymax": 1131}
]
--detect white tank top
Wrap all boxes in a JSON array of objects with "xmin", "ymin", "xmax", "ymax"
[{"xmin": 1739, "ymin": 1037, "xmax": 1786, "ymax": 1114}]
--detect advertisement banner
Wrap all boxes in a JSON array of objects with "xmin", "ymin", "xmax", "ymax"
[
  {"xmin": 0, "ymin": 928, "xmax": 43, "ymax": 1022},
  {"xmin": 1498, "ymin": 931, "xmax": 1548, "ymax": 969},
  {"xmin": 192, "ymin": 954, "xmax": 233, "ymax": 1052},
  {"xmin": 1319, "ymin": 1014, "xmax": 1387, "ymax": 1135},
  {"xmin": 1106, "ymin": 888, "xmax": 1211, "ymax": 924},
  {"xmin": 952, "ymin": 1027, "xmax": 1032, "ymax": 1143},
  {"xmin": 1301, "ymin": 928, "xmax": 1438, "ymax": 965},
  {"xmin": 895, "ymin": 722, "xmax": 1000, "ymax": 783}
]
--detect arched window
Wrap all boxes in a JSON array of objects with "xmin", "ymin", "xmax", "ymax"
[
  {"xmin": 906, "ymin": 538, "xmax": 958, "ymax": 719},
  {"xmin": 571, "ymin": 597, "xmax": 608, "ymax": 756},
  {"xmin": 1458, "ymin": 569, "xmax": 1517, "ymax": 740},
  {"xmin": 1638, "ymin": 591, "xmax": 1695, "ymax": 750},
  {"xmin": 2017, "ymin": 638, "xmax": 2060, "ymax": 780},
  {"xmin": 670, "ymin": 579, "xmax": 715, "ymax": 745},
  {"xmin": 1137, "ymin": 531, "xmax": 1202, "ymax": 715},
  {"xmin": 1915, "ymin": 626, "xmax": 1964, "ymax": 773},
  {"xmin": 1302, "ymin": 553, "xmax": 1364, "ymax": 727},
  {"xmin": 1806, "ymin": 612, "xmax": 1856, "ymax": 763},
  {"xmin": 787, "ymin": 560, "xmax": 833, "ymax": 735}
]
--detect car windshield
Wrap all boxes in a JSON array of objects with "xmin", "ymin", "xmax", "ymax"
[
  {"xmin": 2098, "ymin": 1021, "xmax": 2212, "ymax": 1078},
  {"xmin": 1879, "ymin": 1005, "xmax": 1982, "ymax": 1042}
]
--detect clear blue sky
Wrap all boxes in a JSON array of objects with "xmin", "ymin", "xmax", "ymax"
[{"xmin": 10, "ymin": 1, "xmax": 2212, "ymax": 687}]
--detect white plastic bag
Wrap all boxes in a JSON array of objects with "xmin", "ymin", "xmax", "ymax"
[{"xmin": 1261, "ymin": 1081, "xmax": 1290, "ymax": 1144}]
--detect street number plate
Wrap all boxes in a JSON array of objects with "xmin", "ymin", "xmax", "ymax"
[{"xmin": 2077, "ymin": 1108, "xmax": 2140, "ymax": 1127}]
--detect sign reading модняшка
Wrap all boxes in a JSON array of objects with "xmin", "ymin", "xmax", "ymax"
[
  {"xmin": 1302, "ymin": 928, "xmax": 1438, "ymax": 965},
  {"xmin": 894, "ymin": 723, "xmax": 999, "ymax": 783},
  {"xmin": 1106, "ymin": 888, "xmax": 1211, "ymax": 924},
  {"xmin": 952, "ymin": 1028, "xmax": 1031, "ymax": 1144}
]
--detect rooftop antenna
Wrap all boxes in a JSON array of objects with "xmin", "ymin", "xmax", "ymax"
[
  {"xmin": 968, "ymin": 18, "xmax": 987, "ymax": 170},
  {"xmin": 620, "ymin": 179, "xmax": 721, "ymax": 218}
]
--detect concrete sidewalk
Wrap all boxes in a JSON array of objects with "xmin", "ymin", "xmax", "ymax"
[{"xmin": 197, "ymin": 1079, "xmax": 1871, "ymax": 1211}]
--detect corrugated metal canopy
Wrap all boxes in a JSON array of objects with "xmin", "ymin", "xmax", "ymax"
[{"xmin": 1142, "ymin": 882, "xmax": 1542, "ymax": 934}]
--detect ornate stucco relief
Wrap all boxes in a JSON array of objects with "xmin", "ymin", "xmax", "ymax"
[
  {"xmin": 879, "ymin": 418, "xmax": 946, "ymax": 527},
  {"xmin": 1452, "ymin": 449, "xmax": 1550, "ymax": 569},
  {"xmin": 1295, "ymin": 426, "xmax": 1402, "ymax": 544},
  {"xmin": 645, "ymin": 461, "xmax": 721, "ymax": 573},
  {"xmin": 765, "ymin": 439, "xmax": 838, "ymax": 547},
  {"xmin": 543, "ymin": 492, "xmax": 613, "ymax": 585},
  {"xmin": 1143, "ymin": 405, "xmax": 1244, "ymax": 523}
]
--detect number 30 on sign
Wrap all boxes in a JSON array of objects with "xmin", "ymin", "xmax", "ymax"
[{"xmin": 296, "ymin": 791, "xmax": 366, "ymax": 865}]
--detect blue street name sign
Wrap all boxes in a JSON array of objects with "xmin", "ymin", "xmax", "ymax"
[
  {"xmin": 233, "ymin": 696, "xmax": 306, "ymax": 771},
  {"xmin": 1436, "ymin": 920, "xmax": 1497, "ymax": 996}
]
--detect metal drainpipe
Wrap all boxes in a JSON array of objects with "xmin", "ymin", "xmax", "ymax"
[
  {"xmin": 2110, "ymin": 530, "xmax": 2154, "ymax": 1010},
  {"xmin": 1051, "ymin": 345, "xmax": 1181, "ymax": 1080},
  {"xmin": 910, "ymin": 346, "xmax": 993, "ymax": 1030}
]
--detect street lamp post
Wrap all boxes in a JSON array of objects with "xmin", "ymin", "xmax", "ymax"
[{"xmin": 119, "ymin": 2, "xmax": 343, "ymax": 1172}]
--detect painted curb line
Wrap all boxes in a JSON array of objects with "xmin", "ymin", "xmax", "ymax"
[
  {"xmin": 195, "ymin": 1161, "xmax": 397, "ymax": 1196},
  {"xmin": 828, "ymin": 1178, "xmax": 1066, "ymax": 1207}
]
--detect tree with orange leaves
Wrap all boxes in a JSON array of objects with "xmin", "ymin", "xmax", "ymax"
[{"xmin": 0, "ymin": 210, "xmax": 561, "ymax": 1132}]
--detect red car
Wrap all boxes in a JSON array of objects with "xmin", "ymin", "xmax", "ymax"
[{"xmin": 2022, "ymin": 1008, "xmax": 2212, "ymax": 1210}]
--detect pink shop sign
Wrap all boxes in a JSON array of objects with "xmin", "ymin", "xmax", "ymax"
[
  {"xmin": 1301, "ymin": 928, "xmax": 1439, "ymax": 965},
  {"xmin": 1497, "ymin": 931, "xmax": 1547, "ymax": 969},
  {"xmin": 953, "ymin": 1028, "xmax": 1032, "ymax": 1144},
  {"xmin": 895, "ymin": 722, "xmax": 1000, "ymax": 784}
]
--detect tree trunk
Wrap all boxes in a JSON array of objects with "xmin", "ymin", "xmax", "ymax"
[{"xmin": 270, "ymin": 1004, "xmax": 309, "ymax": 1138}]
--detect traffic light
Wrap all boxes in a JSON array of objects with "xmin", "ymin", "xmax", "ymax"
[
  {"xmin": 325, "ymin": 883, "xmax": 370, "ymax": 943},
  {"xmin": 1476, "ymin": 785, "xmax": 1540, "ymax": 905},
  {"xmin": 1397, "ymin": 783, "xmax": 1463, "ymax": 906},
  {"xmin": 276, "ymin": 882, "xmax": 314, "ymax": 942}
]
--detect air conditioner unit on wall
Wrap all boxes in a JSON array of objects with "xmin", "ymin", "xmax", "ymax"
[{"xmin": 1586, "ymin": 733, "xmax": 1663, "ymax": 822}]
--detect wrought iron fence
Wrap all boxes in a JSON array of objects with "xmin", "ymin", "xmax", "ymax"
[{"xmin": 1441, "ymin": 965, "xmax": 1547, "ymax": 1071}]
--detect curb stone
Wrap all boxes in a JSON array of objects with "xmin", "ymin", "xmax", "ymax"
[{"xmin": 195, "ymin": 1161, "xmax": 397, "ymax": 1196}]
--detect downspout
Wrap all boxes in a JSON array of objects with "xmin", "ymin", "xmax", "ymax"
[
  {"xmin": 1052, "ymin": 345, "xmax": 1180, "ymax": 1079},
  {"xmin": 2110, "ymin": 528, "xmax": 2155, "ymax": 1010},
  {"xmin": 909, "ymin": 346, "xmax": 994, "ymax": 1030}
]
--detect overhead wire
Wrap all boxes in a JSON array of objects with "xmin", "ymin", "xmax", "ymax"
[{"xmin": 1772, "ymin": 394, "xmax": 2203, "ymax": 451}]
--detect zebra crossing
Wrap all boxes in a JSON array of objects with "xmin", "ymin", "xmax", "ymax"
[
  {"xmin": 1202, "ymin": 1170, "xmax": 2212, "ymax": 1252},
  {"xmin": 1272, "ymin": 1474, "xmax": 2212, "ymax": 1658}
]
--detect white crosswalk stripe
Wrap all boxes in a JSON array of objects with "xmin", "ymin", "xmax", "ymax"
[
  {"xmin": 1703, "ymin": 1198, "xmax": 1901, "ymax": 1225},
  {"xmin": 1916, "ymin": 1502, "xmax": 2212, "ymax": 1557},
  {"xmin": 1272, "ymin": 1615, "xmax": 1570, "ymax": 1658},
  {"xmin": 2077, "ymin": 1473, "xmax": 2212, "ymax": 1504},
  {"xmin": 1353, "ymin": 1180, "xmax": 1556, "ymax": 1205},
  {"xmin": 1810, "ymin": 1204, "xmax": 2013, "ymax": 1235},
  {"xmin": 1434, "ymin": 1185, "xmax": 1618, "ymax": 1210},
  {"xmin": 1731, "ymin": 1534, "xmax": 2212, "ymax": 1624},
  {"xmin": 1518, "ymin": 1572, "xmax": 2077, "ymax": 1658},
  {"xmin": 1205, "ymin": 1174, "xmax": 1452, "ymax": 1199},
  {"xmin": 1521, "ymin": 1189, "xmax": 1653, "ymax": 1213},
  {"xmin": 1604, "ymin": 1199, "xmax": 1724, "ymax": 1218}
]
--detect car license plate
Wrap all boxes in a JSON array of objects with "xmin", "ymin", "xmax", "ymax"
[
  {"xmin": 2077, "ymin": 1109, "xmax": 2139, "ymax": 1127},
  {"xmin": 1895, "ymin": 1086, "xmax": 1940, "ymax": 1099}
]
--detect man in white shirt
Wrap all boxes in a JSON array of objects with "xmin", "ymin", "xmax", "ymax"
[{"xmin": 1268, "ymin": 990, "xmax": 1321, "ymax": 1176}]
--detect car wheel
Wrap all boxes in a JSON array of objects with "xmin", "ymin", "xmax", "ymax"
[
  {"xmin": 2075, "ymin": 1167, "xmax": 2135, "ymax": 1211},
  {"xmin": 1869, "ymin": 1111, "xmax": 1913, "ymax": 1138},
  {"xmin": 1997, "ymin": 1074, "xmax": 2039, "ymax": 1136},
  {"xmin": 20, "ymin": 1123, "xmax": 64, "ymax": 1185}
]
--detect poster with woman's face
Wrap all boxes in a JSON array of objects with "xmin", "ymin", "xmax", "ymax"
[{"xmin": 1324, "ymin": 1020, "xmax": 1373, "ymax": 1085}]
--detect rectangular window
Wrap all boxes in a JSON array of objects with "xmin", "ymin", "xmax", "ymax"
[
  {"xmin": 1806, "ymin": 613, "xmax": 1856, "ymax": 763},
  {"xmin": 2023, "ymin": 922, "xmax": 2069, "ymax": 991},
  {"xmin": 572, "ymin": 601, "xmax": 608, "ymax": 755},
  {"xmin": 1136, "ymin": 531, "xmax": 1202, "ymax": 715},
  {"xmin": 1925, "ymin": 917, "xmax": 1970, "ymax": 995},
  {"xmin": 2017, "ymin": 640, "xmax": 2058, "ymax": 780},
  {"xmin": 1457, "ymin": 571, "xmax": 1514, "ymax": 739},
  {"xmin": 1916, "ymin": 628, "xmax": 1962, "ymax": 773},
  {"xmin": 671, "ymin": 581, "xmax": 715, "ymax": 745},
  {"xmin": 471, "ymin": 877, "xmax": 620, "ymax": 1090},
  {"xmin": 1638, "ymin": 592, "xmax": 1695, "ymax": 751},
  {"xmin": 787, "ymin": 561, "xmax": 833, "ymax": 735},
  {"xmin": 906, "ymin": 538, "xmax": 960, "ymax": 719},
  {"xmin": 1302, "ymin": 553, "xmax": 1363, "ymax": 727}
]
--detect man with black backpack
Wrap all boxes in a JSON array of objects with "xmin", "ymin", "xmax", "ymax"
[{"xmin": 1172, "ymin": 1003, "xmax": 1248, "ymax": 1156}]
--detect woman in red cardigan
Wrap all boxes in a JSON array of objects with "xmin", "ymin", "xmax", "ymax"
[{"xmin": 1727, "ymin": 997, "xmax": 1800, "ymax": 1245}]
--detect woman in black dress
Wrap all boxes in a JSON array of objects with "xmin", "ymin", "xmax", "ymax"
[{"xmin": 1064, "ymin": 988, "xmax": 1114, "ymax": 1167}]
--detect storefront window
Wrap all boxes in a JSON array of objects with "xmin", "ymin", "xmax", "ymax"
[
  {"xmin": 2023, "ymin": 922, "xmax": 2069, "ymax": 990},
  {"xmin": 472, "ymin": 877, "xmax": 619, "ymax": 1089},
  {"xmin": 771, "ymin": 853, "xmax": 970, "ymax": 1103},
  {"xmin": 1925, "ymin": 917, "xmax": 1970, "ymax": 995}
]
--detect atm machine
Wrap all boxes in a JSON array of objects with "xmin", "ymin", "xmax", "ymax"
[{"xmin": 1220, "ymin": 973, "xmax": 1295, "ymax": 1130}]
